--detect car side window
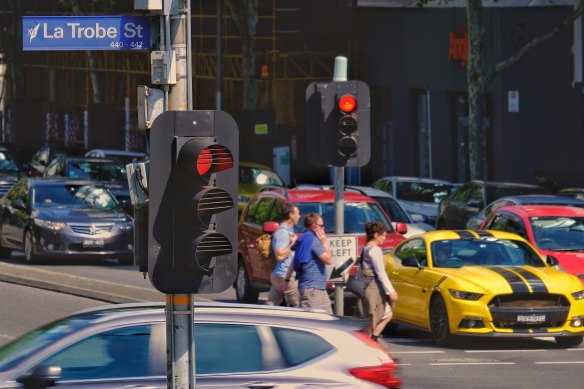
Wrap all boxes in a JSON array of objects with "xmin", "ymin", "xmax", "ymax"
[
  {"xmin": 506, "ymin": 217, "xmax": 528, "ymax": 240},
  {"xmin": 395, "ymin": 238, "xmax": 427, "ymax": 266},
  {"xmin": 245, "ymin": 197, "xmax": 261, "ymax": 222},
  {"xmin": 468, "ymin": 186, "xmax": 483, "ymax": 206},
  {"xmin": 195, "ymin": 324, "xmax": 263, "ymax": 374},
  {"xmin": 39, "ymin": 324, "xmax": 164, "ymax": 381},
  {"xmin": 487, "ymin": 215, "xmax": 508, "ymax": 230},
  {"xmin": 269, "ymin": 200, "xmax": 284, "ymax": 222},
  {"xmin": 272, "ymin": 327, "xmax": 332, "ymax": 366},
  {"xmin": 452, "ymin": 186, "xmax": 470, "ymax": 202},
  {"xmin": 44, "ymin": 159, "xmax": 63, "ymax": 177},
  {"xmin": 249, "ymin": 198, "xmax": 276, "ymax": 225}
]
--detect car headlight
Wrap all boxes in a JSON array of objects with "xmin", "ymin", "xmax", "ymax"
[
  {"xmin": 449, "ymin": 289, "xmax": 483, "ymax": 301},
  {"xmin": 33, "ymin": 218, "xmax": 65, "ymax": 231},
  {"xmin": 571, "ymin": 290, "xmax": 584, "ymax": 300}
]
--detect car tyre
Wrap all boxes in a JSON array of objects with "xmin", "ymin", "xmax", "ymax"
[
  {"xmin": 555, "ymin": 335, "xmax": 583, "ymax": 348},
  {"xmin": 235, "ymin": 259, "xmax": 260, "ymax": 303},
  {"xmin": 24, "ymin": 229, "xmax": 39, "ymax": 264},
  {"xmin": 430, "ymin": 295, "xmax": 454, "ymax": 346}
]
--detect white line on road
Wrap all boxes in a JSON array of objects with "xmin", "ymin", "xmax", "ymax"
[
  {"xmin": 534, "ymin": 361, "xmax": 584, "ymax": 364},
  {"xmin": 465, "ymin": 349, "xmax": 546, "ymax": 353},
  {"xmin": 391, "ymin": 350, "xmax": 446, "ymax": 354},
  {"xmin": 429, "ymin": 362, "xmax": 515, "ymax": 366}
]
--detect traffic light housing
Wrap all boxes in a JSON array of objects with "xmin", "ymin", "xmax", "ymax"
[
  {"xmin": 148, "ymin": 110, "xmax": 239, "ymax": 294},
  {"xmin": 305, "ymin": 80, "xmax": 370, "ymax": 167}
]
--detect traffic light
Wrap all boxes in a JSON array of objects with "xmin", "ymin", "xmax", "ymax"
[
  {"xmin": 148, "ymin": 110, "xmax": 239, "ymax": 294},
  {"xmin": 305, "ymin": 80, "xmax": 370, "ymax": 167}
]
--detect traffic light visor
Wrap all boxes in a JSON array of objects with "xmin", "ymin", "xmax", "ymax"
[
  {"xmin": 197, "ymin": 144, "xmax": 234, "ymax": 176},
  {"xmin": 338, "ymin": 94, "xmax": 357, "ymax": 113}
]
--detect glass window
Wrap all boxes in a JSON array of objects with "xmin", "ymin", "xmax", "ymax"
[
  {"xmin": 249, "ymin": 198, "xmax": 276, "ymax": 225},
  {"xmin": 395, "ymin": 181, "xmax": 455, "ymax": 204},
  {"xmin": 32, "ymin": 185, "xmax": 117, "ymax": 209},
  {"xmin": 530, "ymin": 215, "xmax": 584, "ymax": 250},
  {"xmin": 295, "ymin": 202, "xmax": 392, "ymax": 234},
  {"xmin": 0, "ymin": 151, "xmax": 20, "ymax": 173},
  {"xmin": 373, "ymin": 197, "xmax": 410, "ymax": 223},
  {"xmin": 395, "ymin": 238, "xmax": 427, "ymax": 266},
  {"xmin": 269, "ymin": 200, "xmax": 285, "ymax": 223},
  {"xmin": 244, "ymin": 197, "xmax": 261, "ymax": 223},
  {"xmin": 272, "ymin": 327, "xmax": 332, "ymax": 366},
  {"xmin": 239, "ymin": 166, "xmax": 283, "ymax": 186},
  {"xmin": 195, "ymin": 324, "xmax": 262, "ymax": 374},
  {"xmin": 67, "ymin": 161, "xmax": 126, "ymax": 181},
  {"xmin": 39, "ymin": 325, "xmax": 162, "ymax": 380}
]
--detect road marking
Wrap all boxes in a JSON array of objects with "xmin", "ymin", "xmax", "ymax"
[
  {"xmin": 535, "ymin": 361, "xmax": 584, "ymax": 365},
  {"xmin": 429, "ymin": 362, "xmax": 515, "ymax": 366},
  {"xmin": 465, "ymin": 349, "xmax": 546, "ymax": 353},
  {"xmin": 391, "ymin": 350, "xmax": 446, "ymax": 354}
]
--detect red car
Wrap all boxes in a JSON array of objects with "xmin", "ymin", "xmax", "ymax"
[
  {"xmin": 236, "ymin": 188, "xmax": 407, "ymax": 303},
  {"xmin": 481, "ymin": 205, "xmax": 584, "ymax": 283}
]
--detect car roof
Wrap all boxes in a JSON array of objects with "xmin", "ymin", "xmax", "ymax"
[
  {"xmin": 72, "ymin": 301, "xmax": 363, "ymax": 331},
  {"xmin": 26, "ymin": 177, "xmax": 103, "ymax": 187},
  {"xmin": 259, "ymin": 188, "xmax": 376, "ymax": 203},
  {"xmin": 345, "ymin": 185, "xmax": 393, "ymax": 198},
  {"xmin": 56, "ymin": 156, "xmax": 124, "ymax": 164},
  {"xmin": 376, "ymin": 176, "xmax": 454, "ymax": 184},
  {"xmin": 467, "ymin": 180, "xmax": 544, "ymax": 189},
  {"xmin": 494, "ymin": 194, "xmax": 584, "ymax": 205},
  {"xmin": 85, "ymin": 149, "xmax": 146, "ymax": 156},
  {"xmin": 419, "ymin": 229, "xmax": 524, "ymax": 242},
  {"xmin": 497, "ymin": 205, "xmax": 584, "ymax": 217}
]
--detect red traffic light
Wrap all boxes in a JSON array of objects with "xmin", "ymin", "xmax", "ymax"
[
  {"xmin": 197, "ymin": 144, "xmax": 234, "ymax": 176},
  {"xmin": 338, "ymin": 94, "xmax": 357, "ymax": 113}
]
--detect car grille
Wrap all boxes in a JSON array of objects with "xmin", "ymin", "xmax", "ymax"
[
  {"xmin": 488, "ymin": 293, "xmax": 570, "ymax": 330},
  {"xmin": 69, "ymin": 224, "xmax": 114, "ymax": 235}
]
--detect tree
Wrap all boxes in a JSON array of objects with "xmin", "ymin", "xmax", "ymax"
[
  {"xmin": 423, "ymin": 0, "xmax": 584, "ymax": 180},
  {"xmin": 225, "ymin": 0, "xmax": 259, "ymax": 110}
]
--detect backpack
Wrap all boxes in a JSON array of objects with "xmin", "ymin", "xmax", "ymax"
[{"xmin": 256, "ymin": 233, "xmax": 277, "ymax": 272}]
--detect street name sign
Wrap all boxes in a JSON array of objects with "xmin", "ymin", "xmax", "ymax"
[
  {"xmin": 326, "ymin": 234, "xmax": 358, "ymax": 282},
  {"xmin": 23, "ymin": 16, "xmax": 150, "ymax": 51}
]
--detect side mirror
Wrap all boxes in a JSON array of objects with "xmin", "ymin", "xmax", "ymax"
[
  {"xmin": 546, "ymin": 255, "xmax": 559, "ymax": 267},
  {"xmin": 11, "ymin": 199, "xmax": 26, "ymax": 211},
  {"xmin": 395, "ymin": 222, "xmax": 408, "ymax": 235},
  {"xmin": 402, "ymin": 255, "xmax": 421, "ymax": 268},
  {"xmin": 262, "ymin": 221, "xmax": 279, "ymax": 233},
  {"xmin": 17, "ymin": 365, "xmax": 62, "ymax": 389},
  {"xmin": 410, "ymin": 213, "xmax": 425, "ymax": 223}
]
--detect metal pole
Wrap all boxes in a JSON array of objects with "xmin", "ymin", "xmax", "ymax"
[
  {"xmin": 164, "ymin": 1, "xmax": 194, "ymax": 388},
  {"xmin": 332, "ymin": 56, "xmax": 347, "ymax": 317},
  {"xmin": 426, "ymin": 88, "xmax": 433, "ymax": 178},
  {"xmin": 215, "ymin": 0, "xmax": 223, "ymax": 110}
]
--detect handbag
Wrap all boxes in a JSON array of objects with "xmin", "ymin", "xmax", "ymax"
[{"xmin": 346, "ymin": 249, "xmax": 373, "ymax": 298}]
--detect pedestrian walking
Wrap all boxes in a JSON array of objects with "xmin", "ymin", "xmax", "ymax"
[
  {"xmin": 358, "ymin": 221, "xmax": 398, "ymax": 342},
  {"xmin": 264, "ymin": 203, "xmax": 300, "ymax": 307},
  {"xmin": 282, "ymin": 213, "xmax": 332, "ymax": 313}
]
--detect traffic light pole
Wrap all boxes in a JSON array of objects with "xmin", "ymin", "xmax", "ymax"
[
  {"xmin": 163, "ymin": 1, "xmax": 195, "ymax": 389},
  {"xmin": 333, "ymin": 56, "xmax": 347, "ymax": 317}
]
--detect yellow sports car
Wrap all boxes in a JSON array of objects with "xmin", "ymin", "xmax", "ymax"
[{"xmin": 385, "ymin": 230, "xmax": 584, "ymax": 346}]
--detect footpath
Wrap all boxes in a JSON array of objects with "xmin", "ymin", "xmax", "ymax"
[{"xmin": 0, "ymin": 261, "xmax": 165, "ymax": 303}]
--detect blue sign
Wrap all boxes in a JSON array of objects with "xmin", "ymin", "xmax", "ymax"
[{"xmin": 23, "ymin": 16, "xmax": 150, "ymax": 51}]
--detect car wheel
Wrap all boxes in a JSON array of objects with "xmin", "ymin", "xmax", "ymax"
[
  {"xmin": 555, "ymin": 336, "xmax": 583, "ymax": 348},
  {"xmin": 24, "ymin": 229, "xmax": 38, "ymax": 264},
  {"xmin": 430, "ymin": 295, "xmax": 453, "ymax": 346},
  {"xmin": 235, "ymin": 259, "xmax": 259, "ymax": 303}
]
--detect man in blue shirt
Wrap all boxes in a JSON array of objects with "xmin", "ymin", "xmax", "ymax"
[
  {"xmin": 265, "ymin": 203, "xmax": 300, "ymax": 307},
  {"xmin": 288, "ymin": 213, "xmax": 332, "ymax": 313}
]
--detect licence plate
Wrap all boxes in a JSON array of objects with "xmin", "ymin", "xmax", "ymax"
[
  {"xmin": 517, "ymin": 314, "xmax": 545, "ymax": 323},
  {"xmin": 83, "ymin": 239, "xmax": 104, "ymax": 247}
]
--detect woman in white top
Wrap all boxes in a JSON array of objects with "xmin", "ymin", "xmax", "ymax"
[{"xmin": 360, "ymin": 221, "xmax": 399, "ymax": 342}]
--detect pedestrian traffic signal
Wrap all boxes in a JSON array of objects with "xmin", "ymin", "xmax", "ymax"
[
  {"xmin": 148, "ymin": 110, "xmax": 239, "ymax": 294},
  {"xmin": 305, "ymin": 80, "xmax": 370, "ymax": 167}
]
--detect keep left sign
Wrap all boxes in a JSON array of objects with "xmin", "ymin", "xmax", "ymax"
[{"xmin": 23, "ymin": 16, "xmax": 151, "ymax": 51}]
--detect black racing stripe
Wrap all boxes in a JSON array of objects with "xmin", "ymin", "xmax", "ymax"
[
  {"xmin": 475, "ymin": 231, "xmax": 493, "ymax": 238},
  {"xmin": 487, "ymin": 267, "xmax": 530, "ymax": 294},
  {"xmin": 456, "ymin": 230, "xmax": 476, "ymax": 239},
  {"xmin": 513, "ymin": 267, "xmax": 548, "ymax": 293}
]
